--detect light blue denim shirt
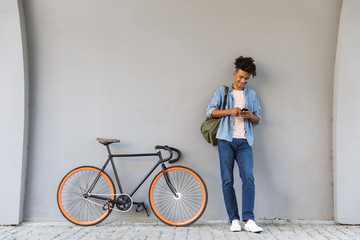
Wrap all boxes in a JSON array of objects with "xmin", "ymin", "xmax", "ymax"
[{"xmin": 206, "ymin": 84, "xmax": 261, "ymax": 146}]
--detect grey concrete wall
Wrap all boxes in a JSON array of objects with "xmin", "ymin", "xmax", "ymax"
[
  {"xmin": 23, "ymin": 0, "xmax": 341, "ymax": 221},
  {"xmin": 333, "ymin": 0, "xmax": 360, "ymax": 224},
  {"xmin": 0, "ymin": 0, "xmax": 29, "ymax": 224}
]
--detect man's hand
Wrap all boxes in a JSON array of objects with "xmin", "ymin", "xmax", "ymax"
[
  {"xmin": 229, "ymin": 107, "xmax": 242, "ymax": 116},
  {"xmin": 212, "ymin": 108, "xmax": 241, "ymax": 118},
  {"xmin": 211, "ymin": 108, "xmax": 259, "ymax": 124},
  {"xmin": 239, "ymin": 110, "xmax": 260, "ymax": 124},
  {"xmin": 239, "ymin": 109, "xmax": 251, "ymax": 118}
]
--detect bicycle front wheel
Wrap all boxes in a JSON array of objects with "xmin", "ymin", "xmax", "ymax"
[
  {"xmin": 57, "ymin": 166, "xmax": 115, "ymax": 226},
  {"xmin": 149, "ymin": 166, "xmax": 207, "ymax": 226}
]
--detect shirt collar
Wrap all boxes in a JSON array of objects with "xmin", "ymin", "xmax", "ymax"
[{"xmin": 229, "ymin": 83, "xmax": 248, "ymax": 94}]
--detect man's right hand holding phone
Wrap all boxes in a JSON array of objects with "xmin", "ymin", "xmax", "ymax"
[{"xmin": 229, "ymin": 107, "xmax": 242, "ymax": 117}]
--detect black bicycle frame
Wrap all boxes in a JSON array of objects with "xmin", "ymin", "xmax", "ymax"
[{"xmin": 86, "ymin": 145, "xmax": 178, "ymax": 202}]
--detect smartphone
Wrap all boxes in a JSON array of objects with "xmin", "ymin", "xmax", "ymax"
[{"xmin": 241, "ymin": 108, "xmax": 248, "ymax": 111}]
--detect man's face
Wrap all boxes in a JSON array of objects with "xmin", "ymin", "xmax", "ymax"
[{"xmin": 233, "ymin": 69, "xmax": 251, "ymax": 90}]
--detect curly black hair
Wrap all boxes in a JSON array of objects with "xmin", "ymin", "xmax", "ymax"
[{"xmin": 234, "ymin": 56, "xmax": 257, "ymax": 77}]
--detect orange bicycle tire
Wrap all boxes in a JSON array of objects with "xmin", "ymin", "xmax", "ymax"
[
  {"xmin": 57, "ymin": 166, "xmax": 115, "ymax": 226},
  {"xmin": 149, "ymin": 166, "xmax": 207, "ymax": 226}
]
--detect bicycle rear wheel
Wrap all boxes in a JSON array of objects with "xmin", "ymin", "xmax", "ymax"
[
  {"xmin": 149, "ymin": 166, "xmax": 207, "ymax": 226},
  {"xmin": 57, "ymin": 166, "xmax": 115, "ymax": 226}
]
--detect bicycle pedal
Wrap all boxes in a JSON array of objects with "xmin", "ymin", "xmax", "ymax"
[
  {"xmin": 134, "ymin": 202, "xmax": 150, "ymax": 217},
  {"xmin": 102, "ymin": 201, "xmax": 111, "ymax": 211}
]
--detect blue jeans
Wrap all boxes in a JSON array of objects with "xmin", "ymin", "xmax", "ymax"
[{"xmin": 218, "ymin": 139, "xmax": 255, "ymax": 222}]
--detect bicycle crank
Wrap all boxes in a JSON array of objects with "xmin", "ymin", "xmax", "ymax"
[
  {"xmin": 115, "ymin": 194, "xmax": 133, "ymax": 212},
  {"xmin": 83, "ymin": 194, "xmax": 149, "ymax": 216}
]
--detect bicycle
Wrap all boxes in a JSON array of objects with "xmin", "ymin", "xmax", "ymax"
[{"xmin": 57, "ymin": 138, "xmax": 208, "ymax": 226}]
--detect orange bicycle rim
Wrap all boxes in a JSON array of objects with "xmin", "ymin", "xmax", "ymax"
[{"xmin": 57, "ymin": 167, "xmax": 114, "ymax": 226}]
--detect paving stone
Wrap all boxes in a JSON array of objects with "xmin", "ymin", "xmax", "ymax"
[{"xmin": 1, "ymin": 222, "xmax": 360, "ymax": 240}]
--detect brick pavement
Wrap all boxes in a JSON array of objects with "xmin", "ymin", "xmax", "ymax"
[{"xmin": 1, "ymin": 221, "xmax": 360, "ymax": 240}]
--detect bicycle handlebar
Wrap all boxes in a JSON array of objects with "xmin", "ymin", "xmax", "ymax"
[{"xmin": 155, "ymin": 145, "xmax": 182, "ymax": 163}]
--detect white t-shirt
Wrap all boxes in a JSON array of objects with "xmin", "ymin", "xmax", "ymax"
[{"xmin": 232, "ymin": 90, "xmax": 246, "ymax": 139}]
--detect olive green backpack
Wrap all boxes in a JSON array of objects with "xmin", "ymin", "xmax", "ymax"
[{"xmin": 201, "ymin": 86, "xmax": 228, "ymax": 146}]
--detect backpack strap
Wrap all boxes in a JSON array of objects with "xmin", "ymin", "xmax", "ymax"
[{"xmin": 221, "ymin": 86, "xmax": 229, "ymax": 110}]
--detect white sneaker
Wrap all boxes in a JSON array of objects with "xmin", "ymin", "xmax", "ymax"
[
  {"xmin": 230, "ymin": 219, "xmax": 241, "ymax": 232},
  {"xmin": 244, "ymin": 220, "xmax": 263, "ymax": 233}
]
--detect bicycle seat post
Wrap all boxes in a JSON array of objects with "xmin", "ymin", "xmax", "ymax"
[{"xmin": 106, "ymin": 145, "xmax": 112, "ymax": 156}]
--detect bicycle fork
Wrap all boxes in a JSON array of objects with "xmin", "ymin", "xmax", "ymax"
[{"xmin": 161, "ymin": 164, "xmax": 179, "ymax": 198}]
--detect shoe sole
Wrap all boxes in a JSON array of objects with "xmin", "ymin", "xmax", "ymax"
[{"xmin": 245, "ymin": 229, "xmax": 263, "ymax": 233}]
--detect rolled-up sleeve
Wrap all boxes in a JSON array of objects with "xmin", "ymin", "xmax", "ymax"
[
  {"xmin": 206, "ymin": 87, "xmax": 222, "ymax": 118},
  {"xmin": 253, "ymin": 92, "xmax": 261, "ymax": 125}
]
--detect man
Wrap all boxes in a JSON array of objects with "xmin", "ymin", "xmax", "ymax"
[{"xmin": 206, "ymin": 56, "xmax": 263, "ymax": 233}]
